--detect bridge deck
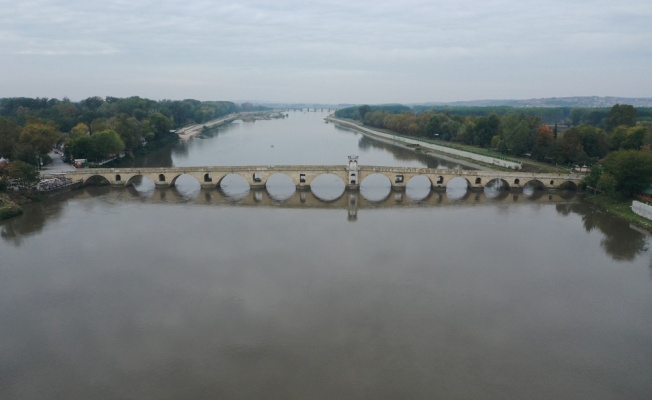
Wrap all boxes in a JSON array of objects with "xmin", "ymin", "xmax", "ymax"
[{"xmin": 61, "ymin": 165, "xmax": 584, "ymax": 191}]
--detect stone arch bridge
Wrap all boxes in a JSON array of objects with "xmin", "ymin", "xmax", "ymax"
[{"xmin": 63, "ymin": 164, "xmax": 583, "ymax": 192}]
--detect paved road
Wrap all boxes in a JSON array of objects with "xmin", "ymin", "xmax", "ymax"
[{"xmin": 40, "ymin": 151, "xmax": 76, "ymax": 174}]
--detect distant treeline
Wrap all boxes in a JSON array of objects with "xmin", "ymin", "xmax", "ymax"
[
  {"xmin": 335, "ymin": 104, "xmax": 652, "ymax": 166},
  {"xmin": 0, "ymin": 96, "xmax": 268, "ymax": 165},
  {"xmin": 338, "ymin": 104, "xmax": 652, "ymax": 126}
]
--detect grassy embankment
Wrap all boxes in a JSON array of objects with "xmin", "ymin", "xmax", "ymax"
[
  {"xmin": 584, "ymin": 194, "xmax": 652, "ymax": 232},
  {"xmin": 406, "ymin": 137, "xmax": 570, "ymax": 173},
  {"xmin": 0, "ymin": 193, "xmax": 23, "ymax": 221},
  {"xmin": 338, "ymin": 118, "xmax": 569, "ymax": 173}
]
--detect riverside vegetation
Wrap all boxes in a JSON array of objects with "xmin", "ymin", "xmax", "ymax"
[
  {"xmin": 0, "ymin": 96, "xmax": 268, "ymax": 219},
  {"xmin": 3, "ymin": 97, "xmax": 652, "ymax": 224},
  {"xmin": 336, "ymin": 103, "xmax": 652, "ymax": 229}
]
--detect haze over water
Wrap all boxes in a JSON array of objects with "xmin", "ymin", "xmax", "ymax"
[{"xmin": 1, "ymin": 112, "xmax": 651, "ymax": 399}]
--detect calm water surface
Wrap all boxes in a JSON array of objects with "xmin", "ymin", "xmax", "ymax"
[
  {"xmin": 1, "ymin": 112, "xmax": 651, "ymax": 399},
  {"xmin": 125, "ymin": 110, "xmax": 463, "ymax": 169}
]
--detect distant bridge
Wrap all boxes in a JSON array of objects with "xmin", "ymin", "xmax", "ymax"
[{"xmin": 62, "ymin": 163, "xmax": 583, "ymax": 192}]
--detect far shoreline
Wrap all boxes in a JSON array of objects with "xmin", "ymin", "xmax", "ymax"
[
  {"xmin": 327, "ymin": 117, "xmax": 490, "ymax": 171},
  {"xmin": 176, "ymin": 115, "xmax": 238, "ymax": 140}
]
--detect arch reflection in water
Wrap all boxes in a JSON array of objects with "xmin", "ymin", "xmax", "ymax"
[
  {"xmin": 406, "ymin": 175, "xmax": 432, "ymax": 202},
  {"xmin": 218, "ymin": 174, "xmax": 250, "ymax": 201},
  {"xmin": 360, "ymin": 173, "xmax": 392, "ymax": 202},
  {"xmin": 523, "ymin": 181, "xmax": 546, "ymax": 200},
  {"xmin": 265, "ymin": 173, "xmax": 296, "ymax": 202},
  {"xmin": 128, "ymin": 175, "xmax": 156, "ymax": 197},
  {"xmin": 106, "ymin": 186, "xmax": 580, "ymax": 217},
  {"xmin": 170, "ymin": 174, "xmax": 201, "ymax": 200},
  {"xmin": 484, "ymin": 179, "xmax": 510, "ymax": 201},
  {"xmin": 446, "ymin": 177, "xmax": 469, "ymax": 201},
  {"xmin": 310, "ymin": 174, "xmax": 345, "ymax": 202}
]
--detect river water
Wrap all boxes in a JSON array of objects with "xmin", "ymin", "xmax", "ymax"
[{"xmin": 1, "ymin": 111, "xmax": 651, "ymax": 399}]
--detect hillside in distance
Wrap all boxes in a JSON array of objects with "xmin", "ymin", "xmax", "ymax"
[{"xmin": 417, "ymin": 96, "xmax": 652, "ymax": 108}]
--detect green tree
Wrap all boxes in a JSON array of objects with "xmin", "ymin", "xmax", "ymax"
[
  {"xmin": 19, "ymin": 121, "xmax": 60, "ymax": 155},
  {"xmin": 65, "ymin": 136, "xmax": 93, "ymax": 160},
  {"xmin": 501, "ymin": 116, "xmax": 531, "ymax": 155},
  {"xmin": 15, "ymin": 121, "xmax": 60, "ymax": 165},
  {"xmin": 70, "ymin": 122, "xmax": 90, "ymax": 137},
  {"xmin": 0, "ymin": 160, "xmax": 39, "ymax": 183},
  {"xmin": 532, "ymin": 125, "xmax": 555, "ymax": 161},
  {"xmin": 147, "ymin": 112, "xmax": 174, "ymax": 140},
  {"xmin": 90, "ymin": 130, "xmax": 125, "ymax": 161},
  {"xmin": 600, "ymin": 150, "xmax": 652, "ymax": 197},
  {"xmin": 358, "ymin": 105, "xmax": 371, "ymax": 121},
  {"xmin": 473, "ymin": 115, "xmax": 500, "ymax": 148},
  {"xmin": 108, "ymin": 114, "xmax": 144, "ymax": 150},
  {"xmin": 0, "ymin": 117, "xmax": 21, "ymax": 158},
  {"xmin": 609, "ymin": 125, "xmax": 645, "ymax": 151},
  {"xmin": 556, "ymin": 125, "xmax": 607, "ymax": 164},
  {"xmin": 605, "ymin": 104, "xmax": 637, "ymax": 131}
]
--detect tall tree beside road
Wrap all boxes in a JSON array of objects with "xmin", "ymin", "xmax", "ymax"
[
  {"xmin": 91, "ymin": 130, "xmax": 125, "ymax": 161},
  {"xmin": 14, "ymin": 121, "xmax": 60, "ymax": 165},
  {"xmin": 66, "ymin": 129, "xmax": 125, "ymax": 162}
]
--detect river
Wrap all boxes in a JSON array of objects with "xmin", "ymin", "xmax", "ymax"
[{"xmin": 1, "ymin": 111, "xmax": 651, "ymax": 399}]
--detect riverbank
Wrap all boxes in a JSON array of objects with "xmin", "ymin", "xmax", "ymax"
[
  {"xmin": 328, "ymin": 117, "xmax": 523, "ymax": 170},
  {"xmin": 176, "ymin": 115, "xmax": 238, "ymax": 140},
  {"xmin": 328, "ymin": 117, "xmax": 490, "ymax": 171},
  {"xmin": 584, "ymin": 194, "xmax": 652, "ymax": 233},
  {"xmin": 0, "ymin": 193, "xmax": 24, "ymax": 221}
]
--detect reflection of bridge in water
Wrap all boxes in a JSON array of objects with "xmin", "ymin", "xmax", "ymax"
[{"xmin": 77, "ymin": 184, "xmax": 579, "ymax": 222}]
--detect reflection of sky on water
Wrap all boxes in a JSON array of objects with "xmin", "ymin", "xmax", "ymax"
[
  {"xmin": 2, "ymin": 190, "xmax": 652, "ymax": 399},
  {"xmin": 126, "ymin": 111, "xmax": 468, "ymax": 169}
]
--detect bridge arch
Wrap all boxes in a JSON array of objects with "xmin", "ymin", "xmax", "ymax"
[
  {"xmin": 310, "ymin": 173, "xmax": 346, "ymax": 202},
  {"xmin": 169, "ymin": 173, "xmax": 200, "ymax": 188},
  {"xmin": 217, "ymin": 174, "xmax": 251, "ymax": 199},
  {"xmin": 485, "ymin": 178, "xmax": 511, "ymax": 190},
  {"xmin": 523, "ymin": 179, "xmax": 546, "ymax": 189},
  {"xmin": 265, "ymin": 173, "xmax": 296, "ymax": 201},
  {"xmin": 558, "ymin": 181, "xmax": 579, "ymax": 191},
  {"xmin": 63, "ymin": 166, "xmax": 584, "ymax": 197},
  {"xmin": 168, "ymin": 174, "xmax": 201, "ymax": 198},
  {"xmin": 83, "ymin": 174, "xmax": 111, "ymax": 186},
  {"xmin": 446, "ymin": 177, "xmax": 471, "ymax": 201},
  {"xmin": 406, "ymin": 175, "xmax": 433, "ymax": 201},
  {"xmin": 360, "ymin": 173, "xmax": 392, "ymax": 202}
]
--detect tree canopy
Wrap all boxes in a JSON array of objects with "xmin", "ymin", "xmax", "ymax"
[
  {"xmin": 0, "ymin": 96, "xmax": 253, "ymax": 166},
  {"xmin": 587, "ymin": 150, "xmax": 652, "ymax": 197}
]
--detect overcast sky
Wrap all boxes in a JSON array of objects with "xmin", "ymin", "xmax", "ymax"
[{"xmin": 1, "ymin": 0, "xmax": 650, "ymax": 104}]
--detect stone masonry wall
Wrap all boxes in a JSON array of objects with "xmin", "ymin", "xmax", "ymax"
[{"xmin": 632, "ymin": 201, "xmax": 652, "ymax": 221}]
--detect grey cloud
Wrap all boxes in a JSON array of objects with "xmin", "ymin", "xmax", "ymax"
[{"xmin": 0, "ymin": 0, "xmax": 650, "ymax": 102}]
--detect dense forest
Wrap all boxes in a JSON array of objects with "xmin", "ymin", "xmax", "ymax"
[{"xmin": 0, "ymin": 96, "xmax": 267, "ymax": 166}]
